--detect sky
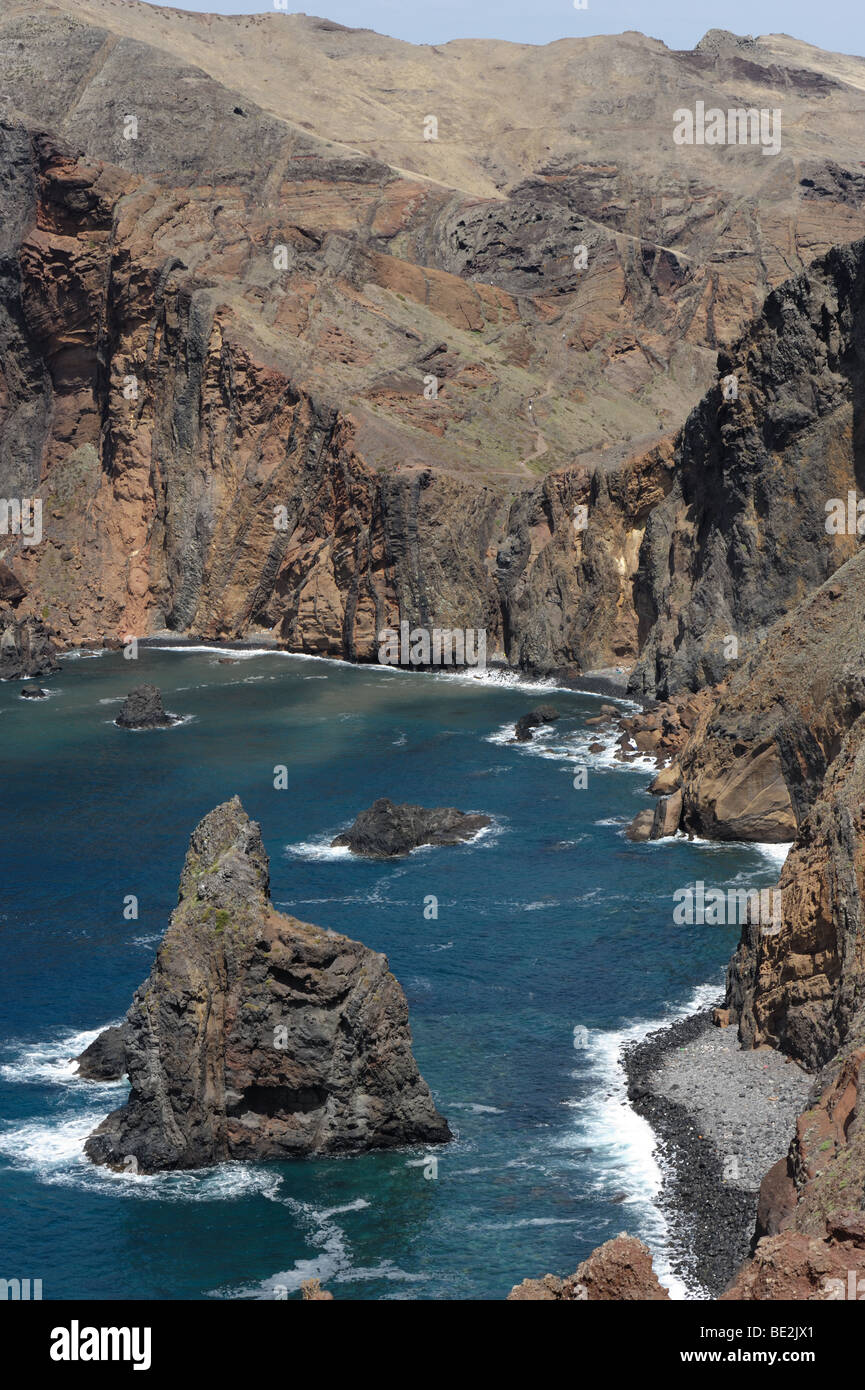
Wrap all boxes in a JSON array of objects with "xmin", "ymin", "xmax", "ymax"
[{"xmin": 142, "ymin": 0, "xmax": 865, "ymax": 59}]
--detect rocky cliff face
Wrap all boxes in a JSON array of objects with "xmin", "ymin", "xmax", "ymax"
[
  {"xmin": 630, "ymin": 236, "xmax": 865, "ymax": 700},
  {"xmin": 85, "ymin": 798, "xmax": 450, "ymax": 1172},
  {"xmin": 0, "ymin": 609, "xmax": 60, "ymax": 679},
  {"xmin": 675, "ymin": 547, "xmax": 865, "ymax": 843},
  {"xmin": 725, "ymin": 706, "xmax": 865, "ymax": 1069},
  {"xmin": 4, "ymin": 6, "xmax": 865, "ymax": 674}
]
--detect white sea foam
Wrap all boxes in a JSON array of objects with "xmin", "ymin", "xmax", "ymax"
[
  {"xmin": 0, "ymin": 1024, "xmax": 124, "ymax": 1087},
  {"xmin": 754, "ymin": 841, "xmax": 793, "ymax": 870},
  {"xmin": 487, "ymin": 718, "xmax": 656, "ymax": 775},
  {"xmin": 564, "ymin": 980, "xmax": 724, "ymax": 1301},
  {"xmin": 210, "ymin": 1193, "xmax": 428, "ymax": 1298},
  {"xmin": 284, "ymin": 835, "xmax": 354, "ymax": 862}
]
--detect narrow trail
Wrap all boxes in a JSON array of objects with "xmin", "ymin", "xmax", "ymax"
[{"xmin": 515, "ymin": 375, "xmax": 555, "ymax": 476}]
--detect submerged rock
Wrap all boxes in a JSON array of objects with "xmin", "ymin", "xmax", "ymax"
[
  {"xmin": 20, "ymin": 685, "xmax": 48, "ymax": 699},
  {"xmin": 75, "ymin": 1026, "xmax": 126, "ymax": 1081},
  {"xmin": 331, "ymin": 797, "xmax": 491, "ymax": 858},
  {"xmin": 513, "ymin": 705, "xmax": 560, "ymax": 742},
  {"xmin": 115, "ymin": 684, "xmax": 180, "ymax": 729},
  {"xmin": 85, "ymin": 798, "xmax": 450, "ymax": 1172}
]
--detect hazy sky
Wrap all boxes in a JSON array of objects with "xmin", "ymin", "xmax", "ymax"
[{"xmin": 142, "ymin": 0, "xmax": 864, "ymax": 59}]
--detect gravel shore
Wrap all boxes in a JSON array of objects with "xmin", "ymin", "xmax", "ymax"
[{"xmin": 623, "ymin": 1006, "xmax": 813, "ymax": 1298}]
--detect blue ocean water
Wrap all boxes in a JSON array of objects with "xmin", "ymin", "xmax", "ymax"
[{"xmin": 0, "ymin": 649, "xmax": 786, "ymax": 1300}]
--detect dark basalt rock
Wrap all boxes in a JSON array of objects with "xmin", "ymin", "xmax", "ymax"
[
  {"xmin": 115, "ymin": 684, "xmax": 180, "ymax": 729},
  {"xmin": 85, "ymin": 798, "xmax": 450, "ymax": 1172},
  {"xmin": 20, "ymin": 684, "xmax": 48, "ymax": 699},
  {"xmin": 513, "ymin": 705, "xmax": 560, "ymax": 742},
  {"xmin": 0, "ymin": 613, "xmax": 60, "ymax": 680},
  {"xmin": 630, "ymin": 237, "xmax": 865, "ymax": 700},
  {"xmin": 0, "ymin": 563, "xmax": 26, "ymax": 606},
  {"xmin": 75, "ymin": 1026, "xmax": 126, "ymax": 1081},
  {"xmin": 331, "ymin": 797, "xmax": 491, "ymax": 858}
]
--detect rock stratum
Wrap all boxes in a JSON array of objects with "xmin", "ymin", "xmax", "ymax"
[
  {"xmin": 84, "ymin": 797, "xmax": 450, "ymax": 1172},
  {"xmin": 4, "ymin": 5, "xmax": 865, "ymax": 677}
]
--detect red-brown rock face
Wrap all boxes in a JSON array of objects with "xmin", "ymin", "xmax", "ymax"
[
  {"xmin": 507, "ymin": 1235, "xmax": 670, "ymax": 1301},
  {"xmin": 5, "ymin": 9, "xmax": 865, "ymax": 675}
]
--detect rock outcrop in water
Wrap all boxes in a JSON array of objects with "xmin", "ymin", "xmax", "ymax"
[
  {"xmin": 85, "ymin": 798, "xmax": 450, "ymax": 1172},
  {"xmin": 332, "ymin": 798, "xmax": 491, "ymax": 858},
  {"xmin": 75, "ymin": 1026, "xmax": 126, "ymax": 1082},
  {"xmin": 0, "ymin": 612, "xmax": 60, "ymax": 680},
  {"xmin": 114, "ymin": 684, "xmax": 179, "ymax": 730},
  {"xmin": 513, "ymin": 705, "xmax": 560, "ymax": 742}
]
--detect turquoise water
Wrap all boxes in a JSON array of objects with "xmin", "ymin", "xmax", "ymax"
[{"xmin": 0, "ymin": 649, "xmax": 785, "ymax": 1300}]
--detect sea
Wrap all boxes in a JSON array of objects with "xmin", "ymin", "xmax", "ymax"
[{"xmin": 0, "ymin": 647, "xmax": 788, "ymax": 1300}]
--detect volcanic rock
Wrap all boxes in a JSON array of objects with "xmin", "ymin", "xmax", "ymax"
[
  {"xmin": 0, "ymin": 614, "xmax": 60, "ymax": 681},
  {"xmin": 631, "ymin": 237, "xmax": 865, "ymax": 701},
  {"xmin": 508, "ymin": 1236, "xmax": 669, "ymax": 1300},
  {"xmin": 0, "ymin": 564, "xmax": 25, "ymax": 606},
  {"xmin": 331, "ymin": 798, "xmax": 491, "ymax": 858},
  {"xmin": 114, "ymin": 685, "xmax": 180, "ymax": 730},
  {"xmin": 4, "ymin": 8, "xmax": 865, "ymax": 678},
  {"xmin": 650, "ymin": 789, "xmax": 682, "ymax": 839},
  {"xmin": 625, "ymin": 809, "xmax": 655, "ymax": 842},
  {"xmin": 75, "ymin": 1026, "xmax": 126, "ymax": 1081},
  {"xmin": 722, "ymin": 1232, "xmax": 865, "ymax": 1300},
  {"xmin": 84, "ymin": 798, "xmax": 450, "ymax": 1172},
  {"xmin": 300, "ymin": 1279, "xmax": 334, "ymax": 1301},
  {"xmin": 513, "ymin": 705, "xmax": 560, "ymax": 742}
]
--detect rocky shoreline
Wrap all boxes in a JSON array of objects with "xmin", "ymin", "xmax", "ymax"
[{"xmin": 623, "ymin": 1008, "xmax": 812, "ymax": 1298}]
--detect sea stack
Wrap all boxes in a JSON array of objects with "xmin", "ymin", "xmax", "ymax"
[
  {"xmin": 84, "ymin": 798, "xmax": 450, "ymax": 1172},
  {"xmin": 114, "ymin": 684, "xmax": 180, "ymax": 729}
]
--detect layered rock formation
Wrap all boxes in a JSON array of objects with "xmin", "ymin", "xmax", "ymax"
[
  {"xmin": 3, "ymin": 6, "xmax": 865, "ymax": 675},
  {"xmin": 85, "ymin": 798, "xmax": 450, "ymax": 1172},
  {"xmin": 332, "ymin": 798, "xmax": 491, "ymax": 858},
  {"xmin": 725, "ymin": 709, "xmax": 865, "ymax": 1069}
]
